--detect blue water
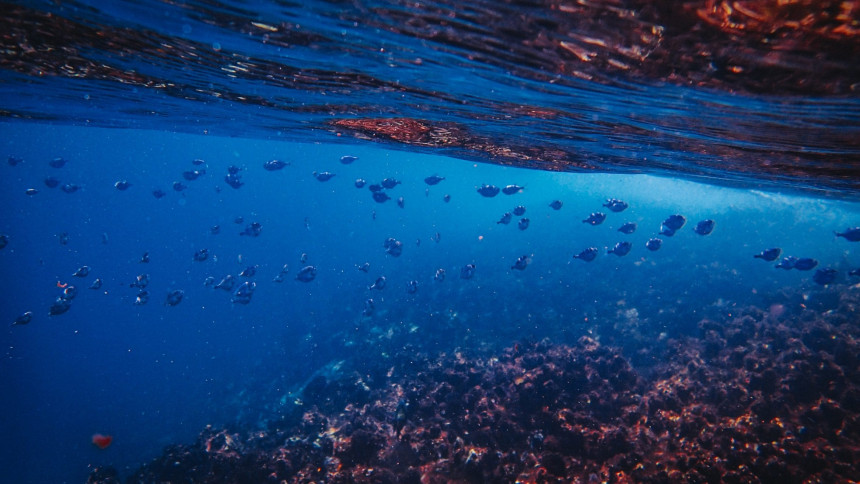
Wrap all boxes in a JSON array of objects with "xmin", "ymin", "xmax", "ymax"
[{"xmin": 2, "ymin": 1, "xmax": 860, "ymax": 482}]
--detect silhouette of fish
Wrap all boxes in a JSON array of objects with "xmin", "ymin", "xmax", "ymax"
[
  {"xmin": 0, "ymin": 234, "xmax": 7, "ymax": 250},
  {"xmin": 618, "ymin": 222, "xmax": 637, "ymax": 234},
  {"xmin": 232, "ymin": 282, "xmax": 255, "ymax": 304},
  {"xmin": 89, "ymin": 278, "xmax": 103, "ymax": 290},
  {"xmin": 384, "ymin": 238, "xmax": 403, "ymax": 257},
  {"xmin": 424, "ymin": 175, "xmax": 445, "ymax": 185},
  {"xmin": 813, "ymin": 268, "xmax": 838, "ymax": 285},
  {"xmin": 513, "ymin": 206, "xmax": 526, "ymax": 216},
  {"xmin": 210, "ymin": 225, "xmax": 220, "ymax": 235},
  {"xmin": 435, "ymin": 268, "xmax": 446, "ymax": 282},
  {"xmin": 603, "ymin": 199, "xmax": 628, "ymax": 212},
  {"xmin": 215, "ymin": 275, "xmax": 234, "ymax": 290},
  {"xmin": 240, "ymin": 222, "xmax": 262, "ymax": 237},
  {"xmin": 73, "ymin": 266, "xmax": 90, "ymax": 277},
  {"xmin": 381, "ymin": 178, "xmax": 401, "ymax": 189},
  {"xmin": 134, "ymin": 290, "xmax": 149, "ymax": 306},
  {"xmin": 44, "ymin": 176, "xmax": 60, "ymax": 188},
  {"xmin": 61, "ymin": 184, "xmax": 79, "ymax": 194},
  {"xmin": 794, "ymin": 258, "xmax": 819, "ymax": 271},
  {"xmin": 369, "ymin": 276, "xmax": 386, "ymax": 290},
  {"xmin": 362, "ymin": 298, "xmax": 374, "ymax": 316},
  {"xmin": 373, "ymin": 191, "xmax": 390, "ymax": 203},
  {"xmin": 193, "ymin": 249, "xmax": 209, "ymax": 262},
  {"xmin": 583, "ymin": 213, "xmax": 606, "ymax": 225},
  {"xmin": 835, "ymin": 227, "xmax": 860, "ymax": 242},
  {"xmin": 460, "ymin": 264, "xmax": 476, "ymax": 279},
  {"xmin": 573, "ymin": 247, "xmax": 598, "ymax": 261},
  {"xmin": 165, "ymin": 290, "xmax": 184, "ymax": 306},
  {"xmin": 502, "ymin": 184, "xmax": 523, "ymax": 195},
  {"xmin": 518, "ymin": 218, "xmax": 530, "ymax": 230},
  {"xmin": 153, "ymin": 189, "xmax": 166, "ymax": 198},
  {"xmin": 49, "ymin": 157, "xmax": 67, "ymax": 168},
  {"xmin": 130, "ymin": 273, "xmax": 149, "ymax": 289},
  {"xmin": 114, "ymin": 180, "xmax": 131, "ymax": 191},
  {"xmin": 645, "ymin": 238, "xmax": 662, "ymax": 251},
  {"xmin": 443, "ymin": 194, "xmax": 451, "ymax": 203},
  {"xmin": 49, "ymin": 297, "xmax": 71, "ymax": 315},
  {"xmin": 8, "ymin": 156, "xmax": 23, "ymax": 166},
  {"xmin": 406, "ymin": 280, "xmax": 419, "ymax": 294},
  {"xmin": 340, "ymin": 155, "xmax": 358, "ymax": 164},
  {"xmin": 312, "ymin": 171, "xmax": 335, "ymax": 182},
  {"xmin": 397, "ymin": 197, "xmax": 405, "ymax": 209},
  {"xmin": 25, "ymin": 188, "xmax": 38, "ymax": 196},
  {"xmin": 239, "ymin": 265, "xmax": 257, "ymax": 277},
  {"xmin": 549, "ymin": 200, "xmax": 562, "ymax": 210},
  {"xmin": 663, "ymin": 215, "xmax": 687, "ymax": 231},
  {"xmin": 608, "ymin": 241, "xmax": 632, "ymax": 256},
  {"xmin": 296, "ymin": 266, "xmax": 317, "ymax": 282},
  {"xmin": 477, "ymin": 184, "xmax": 500, "ymax": 197},
  {"xmin": 12, "ymin": 311, "xmax": 32, "ymax": 326},
  {"xmin": 754, "ymin": 248, "xmax": 781, "ymax": 261},
  {"xmin": 356, "ymin": 262, "xmax": 370, "ymax": 272},
  {"xmin": 354, "ymin": 179, "xmax": 366, "ymax": 188},
  {"xmin": 263, "ymin": 160, "xmax": 288, "ymax": 171},
  {"xmin": 694, "ymin": 219, "xmax": 715, "ymax": 235},
  {"xmin": 497, "ymin": 212, "xmax": 512, "ymax": 224},
  {"xmin": 776, "ymin": 256, "xmax": 798, "ymax": 270},
  {"xmin": 173, "ymin": 182, "xmax": 187, "ymax": 191},
  {"xmin": 183, "ymin": 169, "xmax": 205, "ymax": 180},
  {"xmin": 511, "ymin": 255, "xmax": 530, "ymax": 270}
]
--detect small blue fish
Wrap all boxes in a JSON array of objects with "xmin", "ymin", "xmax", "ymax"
[
  {"xmin": 477, "ymin": 184, "xmax": 500, "ymax": 197},
  {"xmin": 224, "ymin": 172, "xmax": 243, "ymax": 189},
  {"xmin": 608, "ymin": 241, "xmax": 632, "ymax": 256},
  {"xmin": 573, "ymin": 247, "xmax": 598, "ymax": 262},
  {"xmin": 813, "ymin": 268, "xmax": 838, "ymax": 285},
  {"xmin": 794, "ymin": 258, "xmax": 818, "ymax": 271},
  {"xmin": 372, "ymin": 191, "xmax": 390, "ymax": 203},
  {"xmin": 312, "ymin": 171, "xmax": 335, "ymax": 182},
  {"xmin": 183, "ymin": 169, "xmax": 205, "ymax": 180},
  {"xmin": 381, "ymin": 178, "xmax": 401, "ymax": 189},
  {"xmin": 49, "ymin": 297, "xmax": 71, "ymax": 315},
  {"xmin": 44, "ymin": 176, "xmax": 60, "ymax": 188},
  {"xmin": 549, "ymin": 200, "xmax": 563, "ymax": 210},
  {"xmin": 754, "ymin": 248, "xmax": 781, "ymax": 261},
  {"xmin": 193, "ymin": 249, "xmax": 209, "ymax": 262},
  {"xmin": 356, "ymin": 262, "xmax": 370, "ymax": 272},
  {"xmin": 369, "ymin": 276, "xmax": 386, "ymax": 290},
  {"xmin": 153, "ymin": 189, "xmax": 166, "ymax": 198},
  {"xmin": 12, "ymin": 311, "xmax": 33, "ymax": 326},
  {"xmin": 89, "ymin": 278, "xmax": 103, "ymax": 290},
  {"xmin": 263, "ymin": 160, "xmax": 288, "ymax": 171},
  {"xmin": 497, "ymin": 212, "xmax": 512, "ymax": 225},
  {"xmin": 61, "ymin": 184, "xmax": 79, "ymax": 194},
  {"xmin": 73, "ymin": 266, "xmax": 90, "ymax": 278},
  {"xmin": 435, "ymin": 268, "xmax": 446, "ymax": 282},
  {"xmin": 518, "ymin": 218, "xmax": 530, "ymax": 230},
  {"xmin": 240, "ymin": 265, "xmax": 257, "ymax": 277},
  {"xmin": 192, "ymin": 159, "xmax": 206, "ymax": 166},
  {"xmin": 340, "ymin": 155, "xmax": 358, "ymax": 164},
  {"xmin": 384, "ymin": 238, "xmax": 403, "ymax": 257},
  {"xmin": 114, "ymin": 180, "xmax": 131, "ymax": 191},
  {"xmin": 49, "ymin": 157, "xmax": 67, "ymax": 168},
  {"xmin": 583, "ymin": 213, "xmax": 606, "ymax": 226},
  {"xmin": 460, "ymin": 264, "xmax": 476, "ymax": 279},
  {"xmin": 355, "ymin": 179, "xmax": 366, "ymax": 188},
  {"xmin": 8, "ymin": 156, "xmax": 23, "ymax": 166},
  {"xmin": 513, "ymin": 206, "xmax": 526, "ymax": 216},
  {"xmin": 62, "ymin": 286, "xmax": 77, "ymax": 301},
  {"xmin": 210, "ymin": 225, "xmax": 220, "ymax": 235},
  {"xmin": 502, "ymin": 185, "xmax": 524, "ymax": 195},
  {"xmin": 397, "ymin": 197, "xmax": 405, "ymax": 209},
  {"xmin": 133, "ymin": 290, "xmax": 149, "ymax": 306},
  {"xmin": 618, "ymin": 222, "xmax": 637, "ymax": 234},
  {"xmin": 296, "ymin": 265, "xmax": 317, "ymax": 282},
  {"xmin": 694, "ymin": 219, "xmax": 715, "ymax": 235},
  {"xmin": 443, "ymin": 194, "xmax": 451, "ymax": 203},
  {"xmin": 231, "ymin": 282, "xmax": 256, "ymax": 304},
  {"xmin": 130, "ymin": 273, "xmax": 150, "ymax": 289},
  {"xmin": 849, "ymin": 268, "xmax": 860, "ymax": 277},
  {"xmin": 25, "ymin": 188, "xmax": 38, "ymax": 196},
  {"xmin": 663, "ymin": 215, "xmax": 687, "ymax": 231},
  {"xmin": 165, "ymin": 290, "xmax": 184, "ymax": 306},
  {"xmin": 215, "ymin": 275, "xmax": 234, "ymax": 290},
  {"xmin": 645, "ymin": 238, "xmax": 662, "ymax": 251},
  {"xmin": 776, "ymin": 256, "xmax": 798, "ymax": 270},
  {"xmin": 406, "ymin": 280, "xmax": 419, "ymax": 294},
  {"xmin": 511, "ymin": 255, "xmax": 530, "ymax": 271},
  {"xmin": 0, "ymin": 234, "xmax": 7, "ymax": 250},
  {"xmin": 424, "ymin": 175, "xmax": 445, "ymax": 185},
  {"xmin": 173, "ymin": 181, "xmax": 187, "ymax": 191},
  {"xmin": 362, "ymin": 298, "xmax": 374, "ymax": 316},
  {"xmin": 239, "ymin": 222, "xmax": 262, "ymax": 237},
  {"xmin": 835, "ymin": 227, "xmax": 860, "ymax": 242},
  {"xmin": 603, "ymin": 199, "xmax": 628, "ymax": 212}
]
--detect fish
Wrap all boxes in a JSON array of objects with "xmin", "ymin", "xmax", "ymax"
[
  {"xmin": 849, "ymin": 268, "xmax": 860, "ymax": 277},
  {"xmin": 603, "ymin": 199, "xmax": 628, "ymax": 212},
  {"xmin": 356, "ymin": 262, "xmax": 370, "ymax": 272},
  {"xmin": 813, "ymin": 268, "xmax": 838, "ymax": 285},
  {"xmin": 435, "ymin": 268, "xmax": 446, "ymax": 282},
  {"xmin": 153, "ymin": 189, "xmax": 166, "ymax": 198},
  {"xmin": 502, "ymin": 185, "xmax": 524, "ymax": 195},
  {"xmin": 513, "ymin": 206, "xmax": 526, "ymax": 216},
  {"xmin": 662, "ymin": 214, "xmax": 687, "ymax": 231},
  {"xmin": 301, "ymin": 252, "xmax": 308, "ymax": 264},
  {"xmin": 0, "ymin": 234, "xmax": 7, "ymax": 249},
  {"xmin": 384, "ymin": 238, "xmax": 403, "ymax": 257},
  {"xmin": 573, "ymin": 247, "xmax": 598, "ymax": 261},
  {"xmin": 89, "ymin": 278, "xmax": 103, "ymax": 290},
  {"xmin": 794, "ymin": 258, "xmax": 819, "ymax": 271},
  {"xmin": 192, "ymin": 158, "xmax": 206, "ymax": 166},
  {"xmin": 511, "ymin": 255, "xmax": 530, "ymax": 270},
  {"xmin": 239, "ymin": 222, "xmax": 262, "ymax": 237},
  {"xmin": 210, "ymin": 225, "xmax": 220, "ymax": 235},
  {"xmin": 44, "ymin": 176, "xmax": 60, "ymax": 188},
  {"xmin": 133, "ymin": 291, "xmax": 149, "ymax": 305},
  {"xmin": 362, "ymin": 298, "xmax": 374, "ymax": 316},
  {"xmin": 203, "ymin": 276, "xmax": 216, "ymax": 287},
  {"xmin": 618, "ymin": 222, "xmax": 637, "ymax": 234},
  {"xmin": 608, "ymin": 241, "xmax": 632, "ymax": 256},
  {"xmin": 12, "ymin": 311, "xmax": 33, "ymax": 326},
  {"xmin": 224, "ymin": 167, "xmax": 244, "ymax": 188},
  {"xmin": 173, "ymin": 181, "xmax": 187, "ymax": 191},
  {"xmin": 231, "ymin": 282, "xmax": 256, "ymax": 304},
  {"xmin": 130, "ymin": 273, "xmax": 150, "ymax": 289},
  {"xmin": 165, "ymin": 290, "xmax": 184, "ymax": 306},
  {"xmin": 835, "ymin": 227, "xmax": 860, "ymax": 242},
  {"xmin": 49, "ymin": 157, "xmax": 67, "ymax": 168},
  {"xmin": 312, "ymin": 171, "xmax": 336, "ymax": 181},
  {"xmin": 182, "ymin": 169, "xmax": 205, "ymax": 180},
  {"xmin": 234, "ymin": 216, "xmax": 244, "ymax": 224},
  {"xmin": 73, "ymin": 266, "xmax": 90, "ymax": 277},
  {"xmin": 25, "ymin": 188, "xmax": 38, "ymax": 196},
  {"xmin": 355, "ymin": 179, "xmax": 367, "ymax": 188},
  {"xmin": 273, "ymin": 264, "xmax": 290, "ymax": 282},
  {"xmin": 8, "ymin": 155, "xmax": 23, "ymax": 166},
  {"xmin": 406, "ymin": 280, "xmax": 419, "ymax": 294},
  {"xmin": 59, "ymin": 232, "xmax": 69, "ymax": 245},
  {"xmin": 397, "ymin": 197, "xmax": 405, "ymax": 209},
  {"xmin": 368, "ymin": 276, "xmax": 386, "ymax": 290},
  {"xmin": 518, "ymin": 218, "xmax": 530, "ymax": 230},
  {"xmin": 645, "ymin": 238, "xmax": 662, "ymax": 251},
  {"xmin": 49, "ymin": 297, "xmax": 71, "ymax": 316},
  {"xmin": 263, "ymin": 160, "xmax": 289, "ymax": 171},
  {"xmin": 477, "ymin": 184, "xmax": 500, "ymax": 197},
  {"xmin": 215, "ymin": 275, "xmax": 234, "ymax": 290},
  {"xmin": 61, "ymin": 184, "xmax": 80, "ymax": 194},
  {"xmin": 373, "ymin": 191, "xmax": 391, "ymax": 203},
  {"xmin": 381, "ymin": 178, "xmax": 401, "ymax": 189},
  {"xmin": 583, "ymin": 212, "xmax": 606, "ymax": 225},
  {"xmin": 497, "ymin": 212, "xmax": 512, "ymax": 224},
  {"xmin": 443, "ymin": 194, "xmax": 451, "ymax": 203},
  {"xmin": 193, "ymin": 249, "xmax": 209, "ymax": 261},
  {"xmin": 460, "ymin": 264, "xmax": 476, "ymax": 279},
  {"xmin": 92, "ymin": 434, "xmax": 113, "ymax": 450},
  {"xmin": 775, "ymin": 256, "xmax": 798, "ymax": 270},
  {"xmin": 424, "ymin": 175, "xmax": 445, "ymax": 185},
  {"xmin": 227, "ymin": 165, "xmax": 241, "ymax": 175},
  {"xmin": 296, "ymin": 265, "xmax": 317, "ymax": 282},
  {"xmin": 754, "ymin": 248, "xmax": 781, "ymax": 261},
  {"xmin": 114, "ymin": 180, "xmax": 131, "ymax": 191},
  {"xmin": 62, "ymin": 286, "xmax": 78, "ymax": 301},
  {"xmin": 340, "ymin": 155, "xmax": 358, "ymax": 164},
  {"xmin": 549, "ymin": 200, "xmax": 563, "ymax": 210},
  {"xmin": 368, "ymin": 184, "xmax": 384, "ymax": 192},
  {"xmin": 239, "ymin": 265, "xmax": 257, "ymax": 277},
  {"xmin": 694, "ymin": 219, "xmax": 715, "ymax": 235}
]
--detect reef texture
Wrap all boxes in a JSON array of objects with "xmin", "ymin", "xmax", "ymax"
[{"xmin": 91, "ymin": 286, "xmax": 860, "ymax": 483}]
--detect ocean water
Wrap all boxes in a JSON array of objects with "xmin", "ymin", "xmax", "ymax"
[{"xmin": 1, "ymin": 1, "xmax": 859, "ymax": 483}]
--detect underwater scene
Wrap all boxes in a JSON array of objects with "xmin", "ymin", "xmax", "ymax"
[{"xmin": 1, "ymin": 1, "xmax": 859, "ymax": 483}]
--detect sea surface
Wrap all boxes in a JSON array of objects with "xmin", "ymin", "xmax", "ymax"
[{"xmin": 1, "ymin": 1, "xmax": 859, "ymax": 483}]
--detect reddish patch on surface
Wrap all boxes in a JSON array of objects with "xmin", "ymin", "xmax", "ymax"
[{"xmin": 92, "ymin": 434, "xmax": 112, "ymax": 449}]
